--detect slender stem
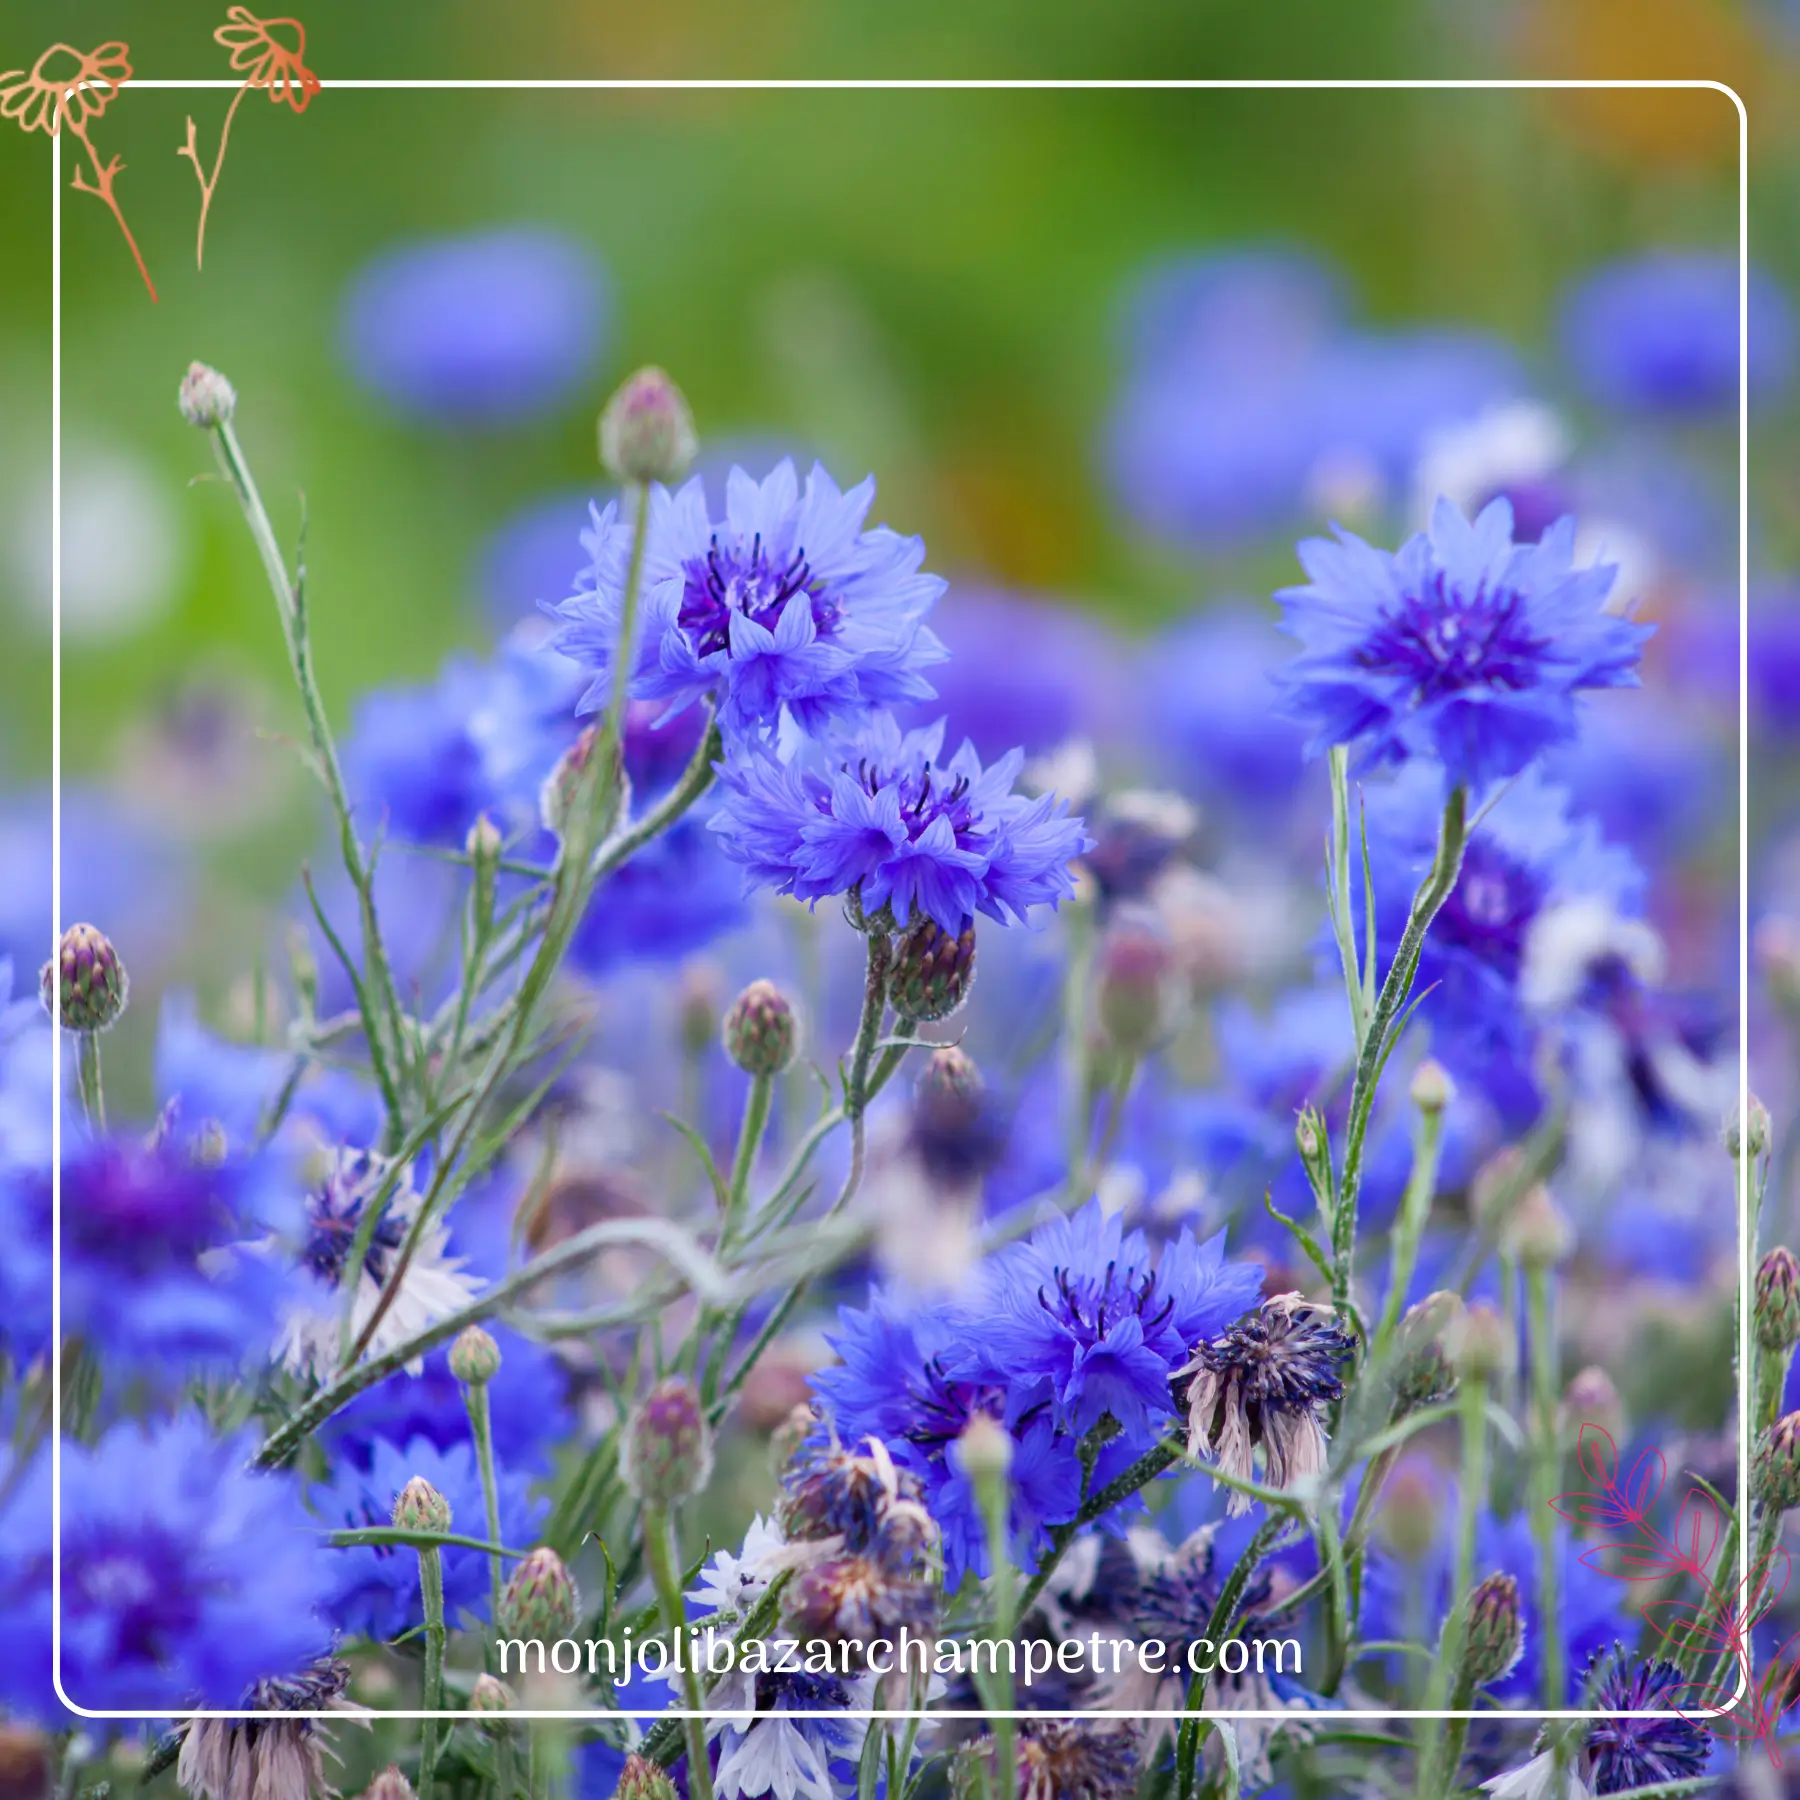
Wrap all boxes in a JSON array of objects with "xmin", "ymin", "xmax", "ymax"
[
  {"xmin": 975, "ymin": 1458, "xmax": 1017, "ymax": 1800},
  {"xmin": 645, "ymin": 1506, "xmax": 716, "ymax": 1800},
  {"xmin": 465, "ymin": 1382, "xmax": 506, "ymax": 1631},
  {"xmin": 1327, "ymin": 745, "xmax": 1371, "ymax": 1050},
  {"xmin": 177, "ymin": 82, "xmax": 250, "ymax": 268},
  {"xmin": 1525, "ymin": 1264, "xmax": 1564, "ymax": 1709},
  {"xmin": 723, "ymin": 1074, "xmax": 774, "ymax": 1240},
  {"xmin": 66, "ymin": 119, "xmax": 156, "ymax": 300},
  {"xmin": 1333, "ymin": 785, "xmax": 1467, "ymax": 1312},
  {"xmin": 834, "ymin": 914, "xmax": 893, "ymax": 1215},
  {"xmin": 418, "ymin": 1545, "xmax": 446, "ymax": 1797},
  {"xmin": 74, "ymin": 1034, "xmax": 104, "ymax": 1131},
  {"xmin": 209, "ymin": 414, "xmax": 407, "ymax": 1130},
  {"xmin": 496, "ymin": 1735, "xmax": 516, "ymax": 1800},
  {"xmin": 1373, "ymin": 1099, "xmax": 1445, "ymax": 1360}
]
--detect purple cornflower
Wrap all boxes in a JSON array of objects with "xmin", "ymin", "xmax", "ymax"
[
  {"xmin": 547, "ymin": 460, "xmax": 946, "ymax": 744},
  {"xmin": 709, "ymin": 716, "xmax": 1092, "ymax": 934},
  {"xmin": 1275, "ymin": 497, "xmax": 1652, "ymax": 790}
]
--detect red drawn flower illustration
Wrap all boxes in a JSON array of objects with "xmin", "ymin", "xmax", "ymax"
[
  {"xmin": 180, "ymin": 8, "xmax": 321, "ymax": 269},
  {"xmin": 0, "ymin": 42, "xmax": 156, "ymax": 299}
]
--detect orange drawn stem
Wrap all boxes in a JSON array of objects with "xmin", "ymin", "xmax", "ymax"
[
  {"xmin": 178, "ymin": 80, "xmax": 250, "ymax": 270},
  {"xmin": 65, "ymin": 114, "xmax": 156, "ymax": 301}
]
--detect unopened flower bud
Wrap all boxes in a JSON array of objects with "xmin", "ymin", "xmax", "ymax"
[
  {"xmin": 724, "ymin": 980, "xmax": 797, "ymax": 1077},
  {"xmin": 465, "ymin": 813, "xmax": 502, "ymax": 862},
  {"xmin": 0, "ymin": 1725, "xmax": 51, "ymax": 1800},
  {"xmin": 1501, "ymin": 1185, "xmax": 1573, "ymax": 1270},
  {"xmin": 1727, "ymin": 1097, "xmax": 1772, "ymax": 1162},
  {"xmin": 1462, "ymin": 1573, "xmax": 1524, "ymax": 1687},
  {"xmin": 1446, "ymin": 1302, "xmax": 1512, "ymax": 1385},
  {"xmin": 1470, "ymin": 1146, "xmax": 1526, "ymax": 1230},
  {"xmin": 600, "ymin": 368, "xmax": 697, "ymax": 485},
  {"xmin": 1560, "ymin": 1366, "xmax": 1624, "ymax": 1446},
  {"xmin": 1094, "ymin": 914, "xmax": 1180, "ymax": 1057},
  {"xmin": 449, "ymin": 1324, "xmax": 502, "ymax": 1386},
  {"xmin": 497, "ymin": 1546, "xmax": 579, "ymax": 1641},
  {"xmin": 192, "ymin": 1119, "xmax": 230, "ymax": 1167},
  {"xmin": 539, "ymin": 725, "xmax": 626, "ymax": 842},
  {"xmin": 1757, "ymin": 1412, "xmax": 1800, "ymax": 1513},
  {"xmin": 1410, "ymin": 1059, "xmax": 1454, "ymax": 1115},
  {"xmin": 360, "ymin": 1768, "xmax": 417, "ymax": 1800},
  {"xmin": 470, "ymin": 1673, "xmax": 515, "ymax": 1716},
  {"xmin": 621, "ymin": 1375, "xmax": 714, "ymax": 1507},
  {"xmin": 952, "ymin": 1412, "xmax": 1013, "ymax": 1484},
  {"xmin": 771, "ymin": 1402, "xmax": 816, "ymax": 1475},
  {"xmin": 1394, "ymin": 1291, "xmax": 1462, "ymax": 1412},
  {"xmin": 1377, "ymin": 1461, "xmax": 1441, "ymax": 1563},
  {"xmin": 916, "ymin": 1044, "xmax": 984, "ymax": 1110},
  {"xmin": 1295, "ymin": 1105, "xmax": 1325, "ymax": 1163},
  {"xmin": 41, "ymin": 923, "xmax": 129, "ymax": 1032},
  {"xmin": 615, "ymin": 1753, "xmax": 681, "ymax": 1800},
  {"xmin": 392, "ymin": 1476, "xmax": 451, "ymax": 1535},
  {"xmin": 889, "ymin": 917, "xmax": 977, "ymax": 1023},
  {"xmin": 1758, "ymin": 1248, "xmax": 1800, "ymax": 1355},
  {"xmin": 178, "ymin": 360, "xmax": 236, "ymax": 428}
]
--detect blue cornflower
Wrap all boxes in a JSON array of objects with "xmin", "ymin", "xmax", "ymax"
[
  {"xmin": 310, "ymin": 1435, "xmax": 547, "ymax": 1639},
  {"xmin": 340, "ymin": 228, "xmax": 607, "ymax": 424},
  {"xmin": 0, "ymin": 1416, "xmax": 333, "ymax": 1711},
  {"xmin": 546, "ymin": 460, "xmax": 947, "ymax": 743},
  {"xmin": 1482, "ymin": 1649, "xmax": 1710, "ymax": 1797},
  {"xmin": 811, "ymin": 1291, "xmax": 1082, "ymax": 1588},
  {"xmin": 1355, "ymin": 763, "xmax": 1644, "ymax": 1116},
  {"xmin": 321, "ymin": 1321, "xmax": 568, "ymax": 1474},
  {"xmin": 1275, "ymin": 496, "xmax": 1652, "ymax": 790},
  {"xmin": 968, "ymin": 1199, "xmax": 1266, "ymax": 1446},
  {"xmin": 710, "ymin": 716, "xmax": 1092, "ymax": 934},
  {"xmin": 1559, "ymin": 251, "xmax": 1794, "ymax": 415},
  {"xmin": 7, "ymin": 1133, "xmax": 296, "ymax": 1375}
]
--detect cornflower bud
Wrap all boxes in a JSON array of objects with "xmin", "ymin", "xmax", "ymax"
[
  {"xmin": 888, "ymin": 916, "xmax": 977, "ymax": 1023},
  {"xmin": 40, "ymin": 923, "xmax": 129, "ymax": 1032},
  {"xmin": 1377, "ymin": 1462, "xmax": 1441, "ymax": 1563},
  {"xmin": 1560, "ymin": 1366, "xmax": 1624, "ymax": 1446},
  {"xmin": 723, "ymin": 979, "xmax": 797, "ymax": 1077},
  {"xmin": 1758, "ymin": 1248, "xmax": 1800, "ymax": 1355},
  {"xmin": 678, "ymin": 958, "xmax": 723, "ymax": 1061},
  {"xmin": 391, "ymin": 1477, "xmax": 451, "ymax": 1535},
  {"xmin": 621, "ymin": 1376, "xmax": 714, "ymax": 1508},
  {"xmin": 1462, "ymin": 1573, "xmax": 1525, "ymax": 1687},
  {"xmin": 1410, "ymin": 1058, "xmax": 1455, "ymax": 1114},
  {"xmin": 1393, "ymin": 1291, "xmax": 1462, "ymax": 1412},
  {"xmin": 539, "ymin": 725, "xmax": 625, "ymax": 842},
  {"xmin": 1726, "ymin": 1097, "xmax": 1772, "ymax": 1162},
  {"xmin": 178, "ymin": 360, "xmax": 237, "ymax": 428},
  {"xmin": 1759, "ymin": 1413, "xmax": 1800, "ymax": 1512},
  {"xmin": 0, "ymin": 1725, "xmax": 51, "ymax": 1800},
  {"xmin": 497, "ymin": 1547, "xmax": 579, "ymax": 1641},
  {"xmin": 1446, "ymin": 1302, "xmax": 1512, "ymax": 1386},
  {"xmin": 1094, "ymin": 913, "xmax": 1181, "ymax": 1058},
  {"xmin": 449, "ymin": 1323, "xmax": 502, "ymax": 1386},
  {"xmin": 469, "ymin": 1673, "xmax": 515, "ymax": 1716},
  {"xmin": 1501, "ymin": 1184, "xmax": 1574, "ymax": 1271},
  {"xmin": 615, "ymin": 1754, "xmax": 681, "ymax": 1800},
  {"xmin": 952, "ymin": 1411, "xmax": 1013, "ymax": 1484},
  {"xmin": 600, "ymin": 368, "xmax": 697, "ymax": 485},
  {"xmin": 361, "ymin": 1768, "xmax": 417, "ymax": 1800}
]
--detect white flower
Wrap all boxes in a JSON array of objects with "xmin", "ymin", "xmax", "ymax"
[
  {"xmin": 1481, "ymin": 1751, "xmax": 1592, "ymax": 1800},
  {"xmin": 689, "ymin": 1512, "xmax": 791, "ymax": 1620},
  {"xmin": 275, "ymin": 1148, "xmax": 481, "ymax": 1381},
  {"xmin": 1410, "ymin": 400, "xmax": 1570, "ymax": 527}
]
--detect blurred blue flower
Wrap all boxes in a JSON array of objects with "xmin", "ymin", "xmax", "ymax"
[
  {"xmin": 1, "ymin": 1416, "xmax": 332, "ymax": 1711},
  {"xmin": 311, "ymin": 1435, "xmax": 547, "ymax": 1639},
  {"xmin": 1356, "ymin": 763, "xmax": 1643, "ymax": 1115},
  {"xmin": 568, "ymin": 813, "xmax": 747, "ymax": 976},
  {"xmin": 711, "ymin": 715, "xmax": 1091, "ymax": 933},
  {"xmin": 1276, "ymin": 497, "xmax": 1651, "ymax": 789},
  {"xmin": 155, "ymin": 990, "xmax": 288, "ymax": 1150},
  {"xmin": 1108, "ymin": 248, "xmax": 1522, "ymax": 546},
  {"xmin": 547, "ymin": 460, "xmax": 947, "ymax": 744},
  {"xmin": 1559, "ymin": 251, "xmax": 1794, "ymax": 415},
  {"xmin": 1141, "ymin": 604, "xmax": 1307, "ymax": 807},
  {"xmin": 340, "ymin": 228, "xmax": 607, "ymax": 423},
  {"xmin": 479, "ymin": 491, "xmax": 597, "ymax": 627},
  {"xmin": 321, "ymin": 1321, "xmax": 568, "ymax": 1475}
]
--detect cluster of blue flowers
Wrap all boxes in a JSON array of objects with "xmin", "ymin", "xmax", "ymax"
[{"xmin": 0, "ymin": 218, "xmax": 1784, "ymax": 1800}]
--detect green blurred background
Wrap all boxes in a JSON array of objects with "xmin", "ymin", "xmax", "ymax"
[{"xmin": 0, "ymin": 0, "xmax": 1789, "ymax": 1042}]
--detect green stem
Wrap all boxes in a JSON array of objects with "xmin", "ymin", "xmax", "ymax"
[
  {"xmin": 1333, "ymin": 784, "xmax": 1467, "ymax": 1312},
  {"xmin": 496, "ymin": 1734, "xmax": 516, "ymax": 1800},
  {"xmin": 210, "ymin": 415, "xmax": 408, "ymax": 1132},
  {"xmin": 723, "ymin": 1074, "xmax": 774, "ymax": 1240},
  {"xmin": 465, "ymin": 1382, "xmax": 506, "ymax": 1632},
  {"xmin": 1327, "ymin": 745, "xmax": 1372, "ymax": 1050},
  {"xmin": 74, "ymin": 1034, "xmax": 104, "ymax": 1131},
  {"xmin": 418, "ymin": 1545, "xmax": 445, "ymax": 1798},
  {"xmin": 645, "ymin": 1506, "xmax": 716, "ymax": 1800},
  {"xmin": 1525, "ymin": 1264, "xmax": 1564, "ymax": 1709},
  {"xmin": 835, "ymin": 911, "xmax": 894, "ymax": 1213},
  {"xmin": 1372, "ymin": 1099, "xmax": 1445, "ymax": 1360}
]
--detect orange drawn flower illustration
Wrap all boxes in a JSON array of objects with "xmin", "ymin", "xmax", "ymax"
[
  {"xmin": 214, "ymin": 8, "xmax": 320, "ymax": 112},
  {"xmin": 180, "ymin": 8, "xmax": 321, "ymax": 269},
  {"xmin": 0, "ymin": 42, "xmax": 157, "ymax": 300}
]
